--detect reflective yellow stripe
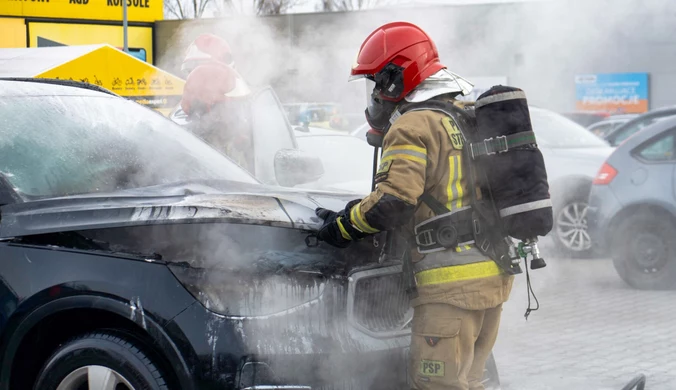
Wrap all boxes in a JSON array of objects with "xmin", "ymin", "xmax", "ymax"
[
  {"xmin": 455, "ymin": 157, "xmax": 464, "ymax": 209},
  {"xmin": 415, "ymin": 261, "xmax": 502, "ymax": 286},
  {"xmin": 381, "ymin": 154, "xmax": 427, "ymax": 166},
  {"xmin": 350, "ymin": 203, "xmax": 379, "ymax": 234},
  {"xmin": 381, "ymin": 145, "xmax": 427, "ymax": 166},
  {"xmin": 336, "ymin": 217, "xmax": 352, "ymax": 240},
  {"xmin": 446, "ymin": 154, "xmax": 471, "ymax": 251},
  {"xmin": 383, "ymin": 145, "xmax": 426, "ymax": 154},
  {"xmin": 454, "ymin": 244, "xmax": 473, "ymax": 253},
  {"xmin": 446, "ymin": 155, "xmax": 460, "ymax": 210}
]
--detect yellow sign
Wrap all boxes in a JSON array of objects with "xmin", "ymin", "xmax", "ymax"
[
  {"xmin": 0, "ymin": 0, "xmax": 163, "ymax": 23},
  {"xmin": 28, "ymin": 22, "xmax": 153, "ymax": 63},
  {"xmin": 442, "ymin": 117, "xmax": 464, "ymax": 150},
  {"xmin": 37, "ymin": 45, "xmax": 183, "ymax": 110},
  {"xmin": 0, "ymin": 17, "xmax": 27, "ymax": 48}
]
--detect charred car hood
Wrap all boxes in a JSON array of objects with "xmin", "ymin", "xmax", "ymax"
[{"xmin": 0, "ymin": 181, "xmax": 357, "ymax": 238}]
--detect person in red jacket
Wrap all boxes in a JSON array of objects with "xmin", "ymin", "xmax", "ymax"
[
  {"xmin": 180, "ymin": 63, "xmax": 254, "ymax": 172},
  {"xmin": 171, "ymin": 33, "xmax": 250, "ymax": 124},
  {"xmin": 180, "ymin": 33, "xmax": 236, "ymax": 76}
]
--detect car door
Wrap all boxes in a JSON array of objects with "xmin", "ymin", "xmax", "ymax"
[
  {"xmin": 249, "ymin": 87, "xmax": 298, "ymax": 185},
  {"xmin": 631, "ymin": 129, "xmax": 676, "ymax": 204}
]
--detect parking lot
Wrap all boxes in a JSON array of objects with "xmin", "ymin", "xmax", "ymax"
[{"xmin": 494, "ymin": 255, "xmax": 676, "ymax": 390}]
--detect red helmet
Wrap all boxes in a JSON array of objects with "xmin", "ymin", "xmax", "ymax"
[
  {"xmin": 350, "ymin": 22, "xmax": 445, "ymax": 102},
  {"xmin": 180, "ymin": 64, "xmax": 237, "ymax": 117},
  {"xmin": 181, "ymin": 34, "xmax": 235, "ymax": 75}
]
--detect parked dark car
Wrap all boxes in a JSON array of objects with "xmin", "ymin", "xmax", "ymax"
[
  {"xmin": 604, "ymin": 106, "xmax": 676, "ymax": 147},
  {"xmin": 588, "ymin": 115, "xmax": 676, "ymax": 290},
  {"xmin": 587, "ymin": 114, "xmax": 638, "ymax": 138},
  {"xmin": 0, "ymin": 78, "xmax": 500, "ymax": 390}
]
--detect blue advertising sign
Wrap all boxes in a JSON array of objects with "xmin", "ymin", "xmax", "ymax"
[{"xmin": 575, "ymin": 73, "xmax": 649, "ymax": 113}]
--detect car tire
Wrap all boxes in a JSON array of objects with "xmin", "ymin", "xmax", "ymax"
[
  {"xmin": 483, "ymin": 352, "xmax": 501, "ymax": 390},
  {"xmin": 551, "ymin": 190, "xmax": 595, "ymax": 258},
  {"xmin": 34, "ymin": 331, "xmax": 169, "ymax": 390},
  {"xmin": 611, "ymin": 212, "xmax": 676, "ymax": 290}
]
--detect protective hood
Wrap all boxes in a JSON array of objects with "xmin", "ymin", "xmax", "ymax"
[{"xmin": 404, "ymin": 69, "xmax": 474, "ymax": 103}]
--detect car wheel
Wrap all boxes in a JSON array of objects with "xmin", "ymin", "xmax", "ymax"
[
  {"xmin": 483, "ymin": 353, "xmax": 501, "ymax": 390},
  {"xmin": 552, "ymin": 192, "xmax": 594, "ymax": 258},
  {"xmin": 34, "ymin": 332, "xmax": 169, "ymax": 390},
  {"xmin": 611, "ymin": 213, "xmax": 676, "ymax": 290}
]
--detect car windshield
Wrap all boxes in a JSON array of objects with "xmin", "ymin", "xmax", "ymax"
[
  {"xmin": 609, "ymin": 113, "xmax": 676, "ymax": 146},
  {"xmin": 0, "ymin": 93, "xmax": 257, "ymax": 199},
  {"xmin": 530, "ymin": 108, "xmax": 609, "ymax": 148}
]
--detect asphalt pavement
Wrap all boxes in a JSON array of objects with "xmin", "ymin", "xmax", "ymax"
[{"xmin": 493, "ymin": 254, "xmax": 676, "ymax": 390}]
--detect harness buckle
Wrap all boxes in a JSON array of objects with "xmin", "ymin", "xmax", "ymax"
[
  {"xmin": 484, "ymin": 135, "xmax": 509, "ymax": 155},
  {"xmin": 415, "ymin": 229, "xmax": 436, "ymax": 247}
]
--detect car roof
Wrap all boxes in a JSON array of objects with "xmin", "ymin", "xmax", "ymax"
[
  {"xmin": 0, "ymin": 77, "xmax": 118, "ymax": 98},
  {"xmin": 616, "ymin": 114, "xmax": 676, "ymax": 150}
]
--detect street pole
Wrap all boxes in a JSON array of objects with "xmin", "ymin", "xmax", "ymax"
[{"xmin": 122, "ymin": 0, "xmax": 129, "ymax": 52}]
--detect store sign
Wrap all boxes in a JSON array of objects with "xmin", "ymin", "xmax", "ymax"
[
  {"xmin": 575, "ymin": 73, "xmax": 649, "ymax": 114},
  {"xmin": 457, "ymin": 76, "xmax": 508, "ymax": 102},
  {"xmin": 28, "ymin": 22, "xmax": 153, "ymax": 63},
  {"xmin": 1, "ymin": 0, "xmax": 163, "ymax": 23}
]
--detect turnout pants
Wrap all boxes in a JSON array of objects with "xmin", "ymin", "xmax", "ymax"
[{"xmin": 409, "ymin": 302, "xmax": 503, "ymax": 390}]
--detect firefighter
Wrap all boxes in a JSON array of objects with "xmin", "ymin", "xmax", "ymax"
[
  {"xmin": 180, "ymin": 63, "xmax": 254, "ymax": 171},
  {"xmin": 315, "ymin": 22, "xmax": 513, "ymax": 390},
  {"xmin": 180, "ymin": 33, "xmax": 236, "ymax": 76},
  {"xmin": 171, "ymin": 33, "xmax": 250, "ymax": 124}
]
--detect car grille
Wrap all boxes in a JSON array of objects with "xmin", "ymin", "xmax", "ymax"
[{"xmin": 347, "ymin": 265, "xmax": 412, "ymax": 338}]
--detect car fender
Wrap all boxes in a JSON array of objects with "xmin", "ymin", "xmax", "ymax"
[
  {"xmin": 606, "ymin": 199, "xmax": 676, "ymax": 238},
  {"xmin": 0, "ymin": 294, "xmax": 195, "ymax": 390},
  {"xmin": 548, "ymin": 174, "xmax": 593, "ymax": 206}
]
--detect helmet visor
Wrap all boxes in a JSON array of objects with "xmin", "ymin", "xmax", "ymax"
[{"xmin": 365, "ymin": 78, "xmax": 377, "ymax": 114}]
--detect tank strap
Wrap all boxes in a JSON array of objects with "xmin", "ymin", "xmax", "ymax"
[{"xmin": 469, "ymin": 131, "xmax": 537, "ymax": 159}]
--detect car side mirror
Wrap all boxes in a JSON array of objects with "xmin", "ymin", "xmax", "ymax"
[
  {"xmin": 294, "ymin": 123, "xmax": 310, "ymax": 132},
  {"xmin": 274, "ymin": 149, "xmax": 324, "ymax": 187}
]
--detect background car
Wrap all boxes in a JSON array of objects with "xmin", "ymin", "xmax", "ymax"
[
  {"xmin": 0, "ymin": 78, "xmax": 500, "ymax": 390},
  {"xmin": 588, "ymin": 115, "xmax": 676, "ymax": 290},
  {"xmin": 351, "ymin": 107, "xmax": 613, "ymax": 257},
  {"xmin": 587, "ymin": 114, "xmax": 638, "ymax": 138},
  {"xmin": 561, "ymin": 111, "xmax": 610, "ymax": 128},
  {"xmin": 604, "ymin": 106, "xmax": 676, "ymax": 147}
]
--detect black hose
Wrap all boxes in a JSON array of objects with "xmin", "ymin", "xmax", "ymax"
[
  {"xmin": 620, "ymin": 374, "xmax": 646, "ymax": 390},
  {"xmin": 371, "ymin": 147, "xmax": 379, "ymax": 192}
]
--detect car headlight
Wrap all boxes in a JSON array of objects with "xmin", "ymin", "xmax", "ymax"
[{"xmin": 169, "ymin": 264, "xmax": 327, "ymax": 318}]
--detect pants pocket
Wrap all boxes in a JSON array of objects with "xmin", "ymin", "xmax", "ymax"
[{"xmin": 410, "ymin": 315, "xmax": 463, "ymax": 389}]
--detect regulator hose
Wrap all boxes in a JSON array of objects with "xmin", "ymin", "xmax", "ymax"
[{"xmin": 620, "ymin": 374, "xmax": 646, "ymax": 390}]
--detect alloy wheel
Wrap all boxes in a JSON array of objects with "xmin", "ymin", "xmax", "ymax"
[
  {"xmin": 556, "ymin": 201, "xmax": 592, "ymax": 252},
  {"xmin": 56, "ymin": 365, "xmax": 136, "ymax": 390}
]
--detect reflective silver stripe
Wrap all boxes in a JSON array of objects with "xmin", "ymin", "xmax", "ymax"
[
  {"xmin": 381, "ymin": 148, "xmax": 427, "ymax": 161},
  {"xmin": 499, "ymin": 199, "xmax": 552, "ymax": 217},
  {"xmin": 413, "ymin": 247, "xmax": 485, "ymax": 272},
  {"xmin": 475, "ymin": 90, "xmax": 527, "ymax": 109}
]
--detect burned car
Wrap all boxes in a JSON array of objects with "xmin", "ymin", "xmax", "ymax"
[{"xmin": 0, "ymin": 78, "xmax": 499, "ymax": 390}]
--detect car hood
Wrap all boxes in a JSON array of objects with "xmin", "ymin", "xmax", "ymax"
[{"xmin": 0, "ymin": 182, "xmax": 356, "ymax": 238}]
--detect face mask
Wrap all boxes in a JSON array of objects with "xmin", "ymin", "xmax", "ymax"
[{"xmin": 365, "ymin": 91, "xmax": 399, "ymax": 131}]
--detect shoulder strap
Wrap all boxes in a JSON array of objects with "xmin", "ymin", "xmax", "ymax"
[
  {"xmin": 397, "ymin": 100, "xmax": 477, "ymax": 216},
  {"xmin": 420, "ymin": 192, "xmax": 451, "ymax": 215}
]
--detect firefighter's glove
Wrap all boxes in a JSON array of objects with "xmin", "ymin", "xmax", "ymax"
[{"xmin": 315, "ymin": 200, "xmax": 365, "ymax": 248}]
